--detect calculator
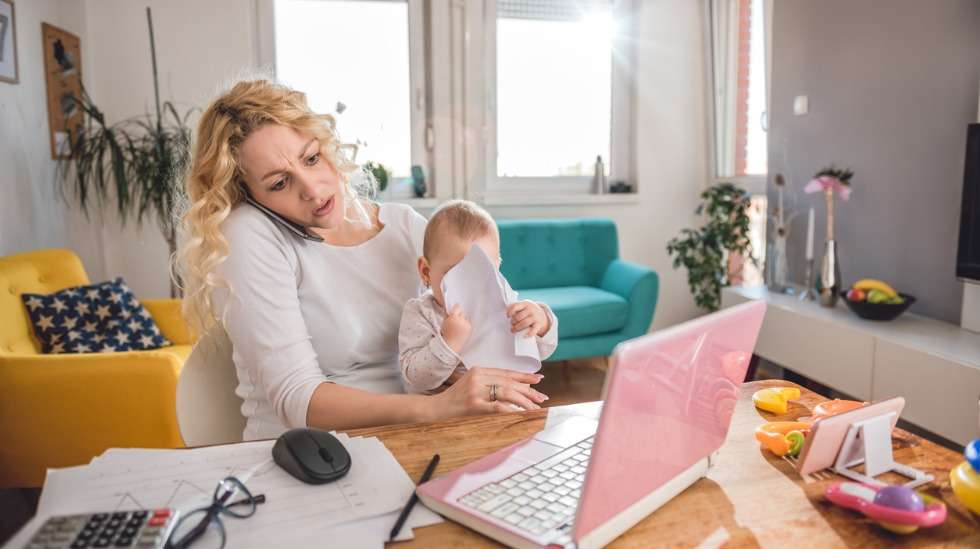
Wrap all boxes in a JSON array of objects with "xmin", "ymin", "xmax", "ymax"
[{"xmin": 23, "ymin": 508, "xmax": 179, "ymax": 549}]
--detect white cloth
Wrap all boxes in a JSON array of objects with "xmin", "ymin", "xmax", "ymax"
[
  {"xmin": 213, "ymin": 202, "xmax": 427, "ymax": 440},
  {"xmin": 398, "ymin": 291, "xmax": 558, "ymax": 393}
]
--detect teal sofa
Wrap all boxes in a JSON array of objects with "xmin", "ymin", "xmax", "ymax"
[{"xmin": 498, "ymin": 218, "xmax": 659, "ymax": 361}]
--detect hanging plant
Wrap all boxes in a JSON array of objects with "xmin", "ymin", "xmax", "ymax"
[
  {"xmin": 666, "ymin": 183, "xmax": 755, "ymax": 311},
  {"xmin": 56, "ymin": 7, "xmax": 193, "ymax": 298}
]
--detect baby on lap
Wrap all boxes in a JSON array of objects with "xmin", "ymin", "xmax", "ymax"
[{"xmin": 398, "ymin": 200, "xmax": 558, "ymax": 394}]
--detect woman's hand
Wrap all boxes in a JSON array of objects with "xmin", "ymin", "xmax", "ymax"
[
  {"xmin": 507, "ymin": 300, "xmax": 551, "ymax": 337},
  {"xmin": 429, "ymin": 366, "xmax": 549, "ymax": 419}
]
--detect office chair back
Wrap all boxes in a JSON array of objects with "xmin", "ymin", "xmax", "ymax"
[{"xmin": 176, "ymin": 325, "xmax": 246, "ymax": 447}]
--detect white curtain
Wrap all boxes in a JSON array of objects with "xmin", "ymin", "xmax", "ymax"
[{"xmin": 708, "ymin": 0, "xmax": 738, "ymax": 179}]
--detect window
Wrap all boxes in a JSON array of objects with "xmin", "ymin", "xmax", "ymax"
[
  {"xmin": 708, "ymin": 0, "xmax": 770, "ymax": 284},
  {"xmin": 483, "ymin": 0, "xmax": 636, "ymax": 196},
  {"xmin": 710, "ymin": 0, "xmax": 768, "ymax": 181},
  {"xmin": 273, "ymin": 0, "xmax": 426, "ymax": 194},
  {"xmin": 495, "ymin": 2, "xmax": 611, "ymax": 177}
]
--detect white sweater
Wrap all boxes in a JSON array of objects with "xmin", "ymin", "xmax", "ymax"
[{"xmin": 213, "ymin": 202, "xmax": 427, "ymax": 440}]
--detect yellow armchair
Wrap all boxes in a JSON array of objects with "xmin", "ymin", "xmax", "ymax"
[{"xmin": 0, "ymin": 249, "xmax": 193, "ymax": 487}]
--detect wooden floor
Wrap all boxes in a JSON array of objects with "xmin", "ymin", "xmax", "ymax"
[{"xmin": 535, "ymin": 357, "xmax": 609, "ymax": 407}]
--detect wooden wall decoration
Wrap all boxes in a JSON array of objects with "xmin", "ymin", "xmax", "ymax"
[{"xmin": 42, "ymin": 22, "xmax": 83, "ymax": 158}]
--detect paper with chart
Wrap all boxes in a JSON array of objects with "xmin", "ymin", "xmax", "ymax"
[
  {"xmin": 441, "ymin": 245, "xmax": 542, "ymax": 373},
  {"xmin": 22, "ymin": 433, "xmax": 441, "ymax": 549}
]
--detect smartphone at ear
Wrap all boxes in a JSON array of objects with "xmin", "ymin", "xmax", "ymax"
[{"xmin": 239, "ymin": 185, "xmax": 324, "ymax": 242}]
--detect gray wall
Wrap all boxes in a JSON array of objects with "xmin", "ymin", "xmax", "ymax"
[{"xmin": 769, "ymin": 0, "xmax": 980, "ymax": 323}]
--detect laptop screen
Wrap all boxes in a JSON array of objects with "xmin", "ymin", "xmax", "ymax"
[{"xmin": 574, "ymin": 301, "xmax": 766, "ymax": 541}]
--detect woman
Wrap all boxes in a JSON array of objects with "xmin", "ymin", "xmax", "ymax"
[{"xmin": 179, "ymin": 80, "xmax": 547, "ymax": 439}]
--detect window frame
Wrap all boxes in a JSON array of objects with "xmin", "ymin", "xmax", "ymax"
[
  {"xmin": 257, "ymin": 0, "xmax": 431, "ymax": 200},
  {"xmin": 478, "ymin": 0, "xmax": 639, "ymax": 202},
  {"xmin": 704, "ymin": 0, "xmax": 771, "ymax": 194}
]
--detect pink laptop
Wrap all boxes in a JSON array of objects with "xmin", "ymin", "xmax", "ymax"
[{"xmin": 417, "ymin": 300, "xmax": 766, "ymax": 548}]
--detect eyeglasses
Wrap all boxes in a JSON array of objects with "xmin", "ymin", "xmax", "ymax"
[{"xmin": 168, "ymin": 476, "xmax": 266, "ymax": 549}]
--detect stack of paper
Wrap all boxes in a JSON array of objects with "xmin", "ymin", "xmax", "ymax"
[
  {"xmin": 442, "ymin": 244, "xmax": 542, "ymax": 373},
  {"xmin": 8, "ymin": 433, "xmax": 441, "ymax": 548}
]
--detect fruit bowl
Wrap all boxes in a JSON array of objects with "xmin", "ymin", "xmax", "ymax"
[{"xmin": 841, "ymin": 291, "xmax": 916, "ymax": 321}]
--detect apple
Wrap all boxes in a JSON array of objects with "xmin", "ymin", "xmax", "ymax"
[{"xmin": 846, "ymin": 288, "xmax": 866, "ymax": 302}]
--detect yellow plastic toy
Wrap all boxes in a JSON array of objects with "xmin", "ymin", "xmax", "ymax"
[
  {"xmin": 755, "ymin": 421, "xmax": 811, "ymax": 457},
  {"xmin": 950, "ymin": 439, "xmax": 980, "ymax": 515},
  {"xmin": 752, "ymin": 387, "xmax": 801, "ymax": 414}
]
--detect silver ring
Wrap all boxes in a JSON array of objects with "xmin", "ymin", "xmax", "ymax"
[{"xmin": 489, "ymin": 384, "xmax": 498, "ymax": 402}]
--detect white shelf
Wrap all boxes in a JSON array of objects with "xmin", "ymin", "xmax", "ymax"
[
  {"xmin": 723, "ymin": 285, "xmax": 980, "ymax": 445},
  {"xmin": 727, "ymin": 286, "xmax": 980, "ymax": 370}
]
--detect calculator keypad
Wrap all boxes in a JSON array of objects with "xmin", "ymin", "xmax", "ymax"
[{"xmin": 26, "ymin": 508, "xmax": 178, "ymax": 549}]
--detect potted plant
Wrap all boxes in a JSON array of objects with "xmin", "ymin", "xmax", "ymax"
[
  {"xmin": 666, "ymin": 183, "xmax": 754, "ymax": 311},
  {"xmin": 56, "ymin": 8, "xmax": 193, "ymax": 298},
  {"xmin": 363, "ymin": 161, "xmax": 390, "ymax": 195}
]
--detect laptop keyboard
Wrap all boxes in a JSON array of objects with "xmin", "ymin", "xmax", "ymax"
[{"xmin": 458, "ymin": 436, "xmax": 593, "ymax": 538}]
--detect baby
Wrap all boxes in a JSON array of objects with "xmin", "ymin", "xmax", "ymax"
[{"xmin": 399, "ymin": 200, "xmax": 558, "ymax": 394}]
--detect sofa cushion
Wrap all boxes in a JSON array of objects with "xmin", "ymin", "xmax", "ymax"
[
  {"xmin": 519, "ymin": 286, "xmax": 628, "ymax": 339},
  {"xmin": 21, "ymin": 278, "xmax": 172, "ymax": 354},
  {"xmin": 499, "ymin": 219, "xmax": 618, "ymax": 290}
]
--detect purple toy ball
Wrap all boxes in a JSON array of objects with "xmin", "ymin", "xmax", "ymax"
[{"xmin": 874, "ymin": 485, "xmax": 924, "ymax": 513}]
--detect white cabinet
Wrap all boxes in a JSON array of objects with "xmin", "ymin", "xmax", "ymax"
[
  {"xmin": 873, "ymin": 341, "xmax": 980, "ymax": 445},
  {"xmin": 722, "ymin": 286, "xmax": 980, "ymax": 445}
]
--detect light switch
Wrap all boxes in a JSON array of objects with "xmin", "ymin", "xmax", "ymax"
[{"xmin": 793, "ymin": 95, "xmax": 809, "ymax": 116}]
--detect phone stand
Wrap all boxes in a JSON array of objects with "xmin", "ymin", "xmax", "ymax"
[{"xmin": 833, "ymin": 412, "xmax": 933, "ymax": 488}]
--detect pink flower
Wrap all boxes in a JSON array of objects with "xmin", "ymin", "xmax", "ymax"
[{"xmin": 804, "ymin": 175, "xmax": 851, "ymax": 201}]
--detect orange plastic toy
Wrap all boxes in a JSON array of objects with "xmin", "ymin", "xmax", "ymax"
[
  {"xmin": 811, "ymin": 399, "xmax": 866, "ymax": 420},
  {"xmin": 755, "ymin": 421, "xmax": 812, "ymax": 457}
]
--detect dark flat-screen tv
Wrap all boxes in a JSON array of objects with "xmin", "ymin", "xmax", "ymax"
[{"xmin": 958, "ymin": 123, "xmax": 980, "ymax": 282}]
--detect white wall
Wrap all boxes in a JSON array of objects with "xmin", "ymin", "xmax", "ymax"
[
  {"xmin": 83, "ymin": 0, "xmax": 256, "ymax": 298},
  {"xmin": 67, "ymin": 0, "xmax": 708, "ymax": 328},
  {"xmin": 0, "ymin": 0, "xmax": 105, "ymax": 279}
]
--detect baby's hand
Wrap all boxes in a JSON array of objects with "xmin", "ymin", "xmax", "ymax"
[
  {"xmin": 507, "ymin": 300, "xmax": 551, "ymax": 338},
  {"xmin": 441, "ymin": 304, "xmax": 472, "ymax": 353}
]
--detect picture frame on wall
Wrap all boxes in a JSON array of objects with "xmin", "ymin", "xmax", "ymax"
[
  {"xmin": 42, "ymin": 22, "xmax": 83, "ymax": 159},
  {"xmin": 0, "ymin": 0, "xmax": 18, "ymax": 84}
]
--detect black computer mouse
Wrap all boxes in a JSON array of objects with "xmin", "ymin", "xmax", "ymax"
[{"xmin": 272, "ymin": 428, "xmax": 352, "ymax": 484}]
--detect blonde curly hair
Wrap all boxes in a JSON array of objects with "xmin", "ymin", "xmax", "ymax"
[{"xmin": 178, "ymin": 79, "xmax": 371, "ymax": 334}]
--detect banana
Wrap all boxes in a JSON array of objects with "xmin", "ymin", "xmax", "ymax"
[{"xmin": 852, "ymin": 278, "xmax": 898, "ymax": 298}]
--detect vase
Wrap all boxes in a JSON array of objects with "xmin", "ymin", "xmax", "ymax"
[
  {"xmin": 766, "ymin": 232, "xmax": 790, "ymax": 292},
  {"xmin": 818, "ymin": 239, "xmax": 841, "ymax": 307}
]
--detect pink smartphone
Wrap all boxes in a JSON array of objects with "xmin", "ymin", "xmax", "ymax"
[{"xmin": 796, "ymin": 396, "xmax": 905, "ymax": 476}]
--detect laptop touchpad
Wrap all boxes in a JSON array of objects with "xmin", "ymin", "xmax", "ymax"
[{"xmin": 534, "ymin": 416, "xmax": 599, "ymax": 448}]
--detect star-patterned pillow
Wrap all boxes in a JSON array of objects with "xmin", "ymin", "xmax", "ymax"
[{"xmin": 21, "ymin": 278, "xmax": 172, "ymax": 354}]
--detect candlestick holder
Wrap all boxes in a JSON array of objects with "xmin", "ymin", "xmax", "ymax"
[{"xmin": 819, "ymin": 239, "xmax": 841, "ymax": 307}]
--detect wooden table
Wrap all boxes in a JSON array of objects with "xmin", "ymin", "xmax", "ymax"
[{"xmin": 350, "ymin": 380, "xmax": 980, "ymax": 548}]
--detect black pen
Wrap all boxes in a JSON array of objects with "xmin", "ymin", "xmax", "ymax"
[{"xmin": 389, "ymin": 453, "xmax": 440, "ymax": 542}]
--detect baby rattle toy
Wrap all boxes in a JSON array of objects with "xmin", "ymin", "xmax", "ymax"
[
  {"xmin": 825, "ymin": 482, "xmax": 947, "ymax": 534},
  {"xmin": 752, "ymin": 387, "xmax": 801, "ymax": 414},
  {"xmin": 809, "ymin": 399, "xmax": 865, "ymax": 420},
  {"xmin": 950, "ymin": 438, "xmax": 980, "ymax": 515},
  {"xmin": 755, "ymin": 421, "xmax": 810, "ymax": 457}
]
